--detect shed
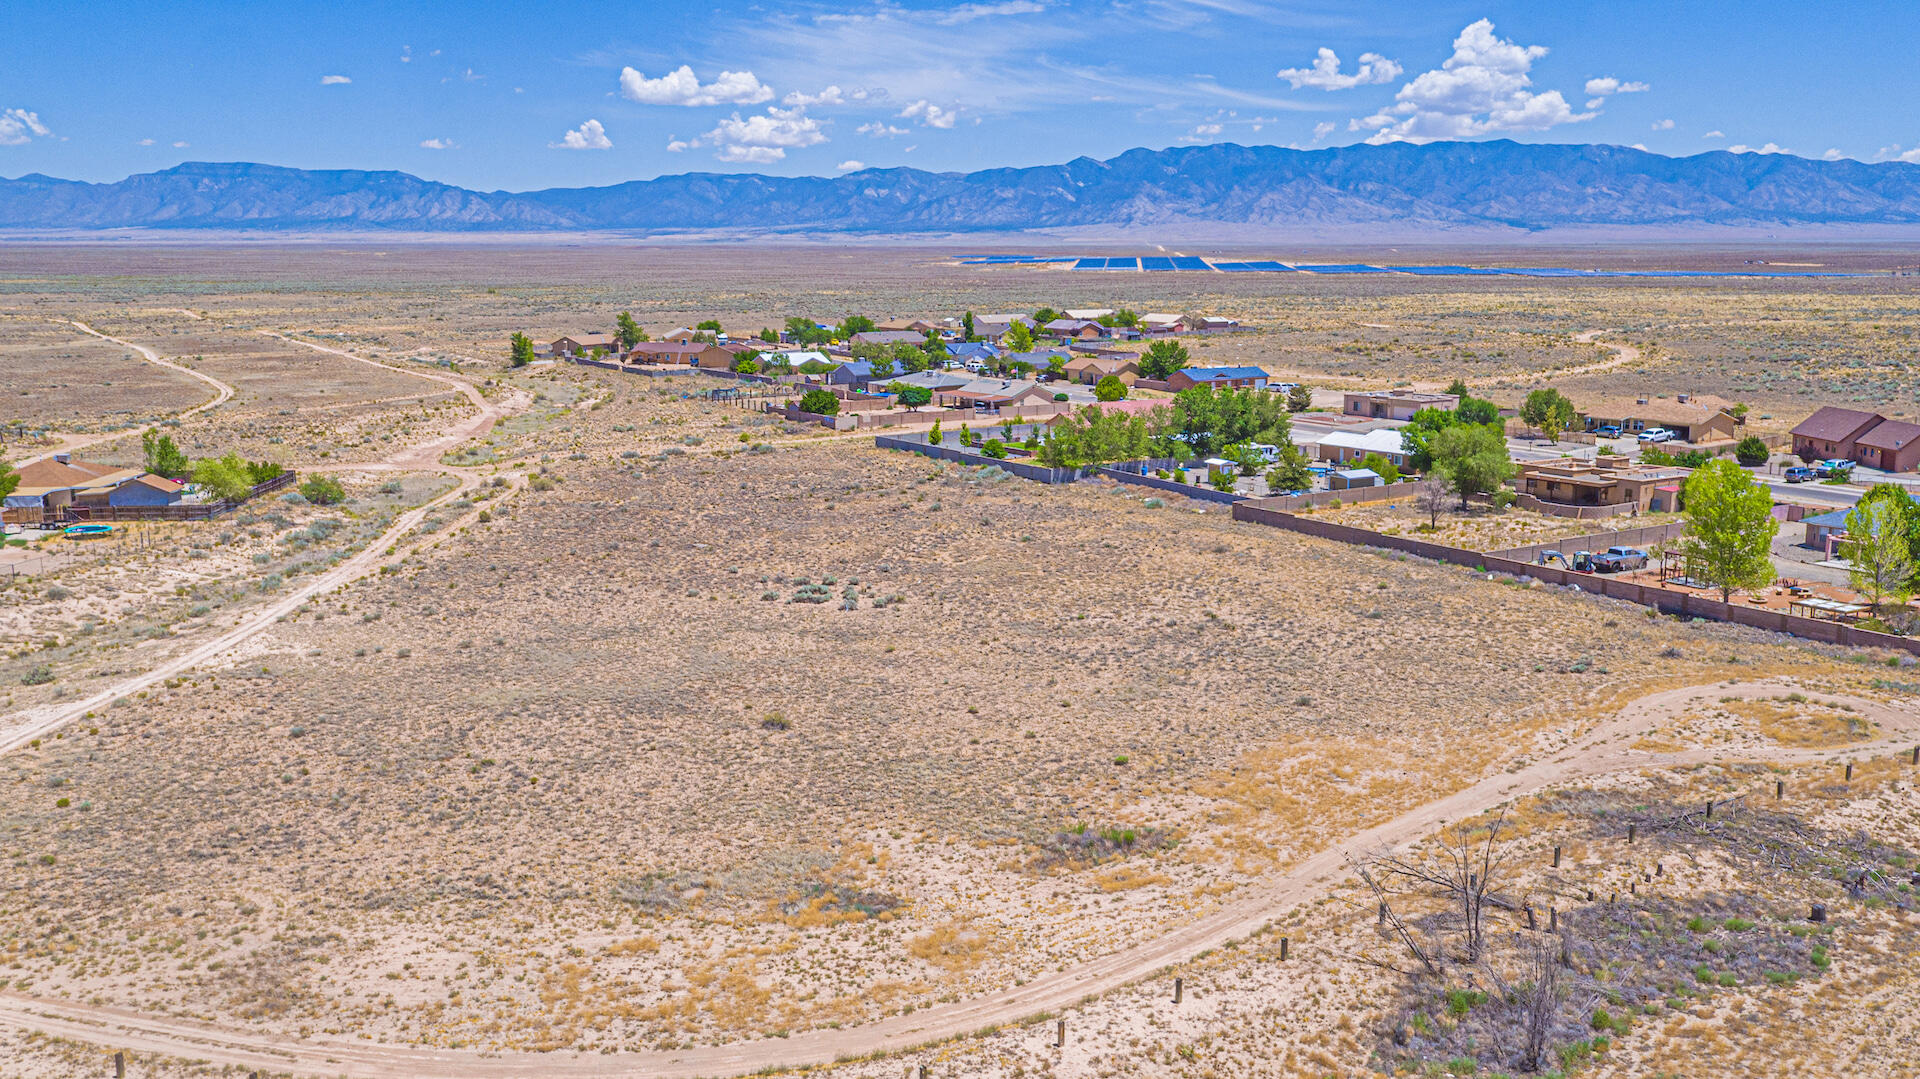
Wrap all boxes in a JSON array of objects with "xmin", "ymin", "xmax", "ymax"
[{"xmin": 1329, "ymin": 468, "xmax": 1383, "ymax": 490}]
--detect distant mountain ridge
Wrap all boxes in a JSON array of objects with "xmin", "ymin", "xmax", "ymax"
[{"xmin": 6, "ymin": 141, "xmax": 1920, "ymax": 233}]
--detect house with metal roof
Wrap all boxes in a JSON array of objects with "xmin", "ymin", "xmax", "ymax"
[
  {"xmin": 1165, "ymin": 366, "xmax": 1271, "ymax": 391},
  {"xmin": 1313, "ymin": 428, "xmax": 1410, "ymax": 467},
  {"xmin": 4, "ymin": 454, "xmax": 185, "ymax": 514}
]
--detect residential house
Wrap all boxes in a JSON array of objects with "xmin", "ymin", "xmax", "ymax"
[
  {"xmin": 1313, "ymin": 429, "xmax": 1410, "ymax": 468},
  {"xmin": 1791, "ymin": 406, "xmax": 1894, "ymax": 462},
  {"xmin": 1801, "ymin": 508, "xmax": 1852, "ymax": 554},
  {"xmin": 1063, "ymin": 308, "xmax": 1114, "ymax": 320},
  {"xmin": 1576, "ymin": 393, "xmax": 1739, "ymax": 444},
  {"xmin": 627, "ymin": 341, "xmax": 732, "ymax": 367},
  {"xmin": 1042, "ymin": 319, "xmax": 1105, "ymax": 341},
  {"xmin": 877, "ymin": 319, "xmax": 940, "ymax": 333},
  {"xmin": 945, "ymin": 341, "xmax": 1000, "ymax": 363},
  {"xmin": 885, "ymin": 370, "xmax": 973, "ymax": 393},
  {"xmin": 825, "ymin": 361, "xmax": 877, "ymax": 389},
  {"xmin": 1139, "ymin": 313, "xmax": 1182, "ymax": 334},
  {"xmin": 1166, "ymin": 366, "xmax": 1271, "ymax": 391},
  {"xmin": 4, "ymin": 454, "xmax": 186, "ymax": 515},
  {"xmin": 1062, "ymin": 354, "xmax": 1141, "ymax": 386},
  {"xmin": 849, "ymin": 330, "xmax": 928, "ymax": 347},
  {"xmin": 549, "ymin": 333, "xmax": 615, "ymax": 357},
  {"xmin": 693, "ymin": 341, "xmax": 760, "ymax": 370},
  {"xmin": 1515, "ymin": 455, "xmax": 1690, "ymax": 515},
  {"xmin": 660, "ymin": 327, "xmax": 707, "ymax": 343},
  {"xmin": 1179, "ymin": 314, "xmax": 1241, "ymax": 332},
  {"xmin": 1855, "ymin": 418, "xmax": 1920, "ymax": 473},
  {"xmin": 762, "ymin": 349, "xmax": 831, "ymax": 369},
  {"xmin": 935, "ymin": 378, "xmax": 1060, "ymax": 412},
  {"xmin": 973, "ymin": 314, "xmax": 1033, "ymax": 340},
  {"xmin": 1342, "ymin": 390, "xmax": 1460, "ymax": 421}
]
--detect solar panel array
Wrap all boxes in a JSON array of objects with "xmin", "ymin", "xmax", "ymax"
[{"xmin": 954, "ymin": 254, "xmax": 1867, "ymax": 278}]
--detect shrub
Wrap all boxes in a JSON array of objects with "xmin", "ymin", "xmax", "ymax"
[
  {"xmin": 22, "ymin": 665, "xmax": 54, "ymax": 686},
  {"xmin": 798, "ymin": 388, "xmax": 840, "ymax": 416},
  {"xmin": 299, "ymin": 475, "xmax": 347, "ymax": 506},
  {"xmin": 980, "ymin": 439, "xmax": 1009, "ymax": 459},
  {"xmin": 1735, "ymin": 435, "xmax": 1771, "ymax": 467}
]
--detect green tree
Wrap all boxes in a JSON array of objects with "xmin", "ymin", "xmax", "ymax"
[
  {"xmin": 1037, "ymin": 405, "xmax": 1156, "ymax": 469},
  {"xmin": 1681, "ymin": 459, "xmax": 1779, "ymax": 601},
  {"xmin": 1857, "ymin": 484, "xmax": 1920, "ymax": 585},
  {"xmin": 696, "ymin": 319, "xmax": 723, "ymax": 333},
  {"xmin": 1359, "ymin": 452, "xmax": 1401, "ymax": 484},
  {"xmin": 1456, "ymin": 395, "xmax": 1502, "ymax": 427},
  {"xmin": 299, "ymin": 474, "xmax": 347, "ymax": 506},
  {"xmin": 1734, "ymin": 435, "xmax": 1770, "ymax": 467},
  {"xmin": 959, "ymin": 424, "xmax": 973, "ymax": 447},
  {"xmin": 616, "ymin": 312, "xmax": 643, "ymax": 351},
  {"xmin": 1521, "ymin": 388, "xmax": 1578, "ymax": 443},
  {"xmin": 1265, "ymin": 443, "xmax": 1314, "ymax": 493},
  {"xmin": 1445, "ymin": 377, "xmax": 1471, "ymax": 399},
  {"xmin": 786, "ymin": 316, "xmax": 831, "ymax": 346},
  {"xmin": 1430, "ymin": 424, "xmax": 1515, "ymax": 509},
  {"xmin": 0, "ymin": 457, "xmax": 17, "ymax": 502},
  {"xmin": 892, "ymin": 342, "xmax": 933, "ymax": 375},
  {"xmin": 142, "ymin": 430, "xmax": 189, "ymax": 477},
  {"xmin": 1400, "ymin": 407, "xmax": 1459, "ymax": 472},
  {"xmin": 890, "ymin": 383, "xmax": 934, "ymax": 410},
  {"xmin": 798, "ymin": 388, "xmax": 840, "ymax": 416},
  {"xmin": 962, "ymin": 311, "xmax": 976, "ymax": 341},
  {"xmin": 1112, "ymin": 309, "xmax": 1140, "ymax": 328},
  {"xmin": 927, "ymin": 420, "xmax": 942, "ymax": 445},
  {"xmin": 1164, "ymin": 385, "xmax": 1291, "ymax": 456},
  {"xmin": 1845, "ymin": 498, "xmax": 1916, "ymax": 614},
  {"xmin": 1032, "ymin": 307, "xmax": 1060, "ymax": 327},
  {"xmin": 1095, "ymin": 374, "xmax": 1128, "ymax": 401},
  {"xmin": 1207, "ymin": 466, "xmax": 1239, "ymax": 493},
  {"xmin": 1005, "ymin": 321, "xmax": 1035, "ymax": 352},
  {"xmin": 1140, "ymin": 340, "xmax": 1190, "ymax": 381},
  {"xmin": 981, "ymin": 439, "xmax": 1009, "ymax": 459},
  {"xmin": 733, "ymin": 357, "xmax": 760, "ymax": 375},
  {"xmin": 1286, "ymin": 383, "xmax": 1311, "ymax": 413},
  {"xmin": 759, "ymin": 327, "xmax": 778, "ymax": 343},
  {"xmin": 191, "ymin": 453, "xmax": 257, "ymax": 501},
  {"xmin": 509, "ymin": 332, "xmax": 536, "ymax": 367},
  {"xmin": 836, "ymin": 314, "xmax": 876, "ymax": 340}
]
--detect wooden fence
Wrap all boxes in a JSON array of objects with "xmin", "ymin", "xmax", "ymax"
[{"xmin": 2, "ymin": 472, "xmax": 299, "ymax": 526}]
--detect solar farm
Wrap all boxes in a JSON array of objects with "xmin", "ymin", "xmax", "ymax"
[{"xmin": 955, "ymin": 254, "xmax": 1870, "ymax": 278}]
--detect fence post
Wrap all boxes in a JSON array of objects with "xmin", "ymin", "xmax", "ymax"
[{"xmin": 1173, "ymin": 977, "xmax": 1182, "ymax": 1003}]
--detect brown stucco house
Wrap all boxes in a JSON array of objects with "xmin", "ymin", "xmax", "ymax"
[
  {"xmin": 1790, "ymin": 406, "xmax": 1886, "ymax": 461},
  {"xmin": 1854, "ymin": 418, "xmax": 1920, "ymax": 473}
]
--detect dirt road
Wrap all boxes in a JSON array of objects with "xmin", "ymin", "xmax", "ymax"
[
  {"xmin": 1550, "ymin": 330, "xmax": 1646, "ymax": 379},
  {"xmin": 0, "ymin": 331, "xmax": 522, "ymax": 756},
  {"xmin": 17, "ymin": 321, "xmax": 238, "ymax": 466},
  {"xmin": 1, "ymin": 678, "xmax": 1913, "ymax": 1077}
]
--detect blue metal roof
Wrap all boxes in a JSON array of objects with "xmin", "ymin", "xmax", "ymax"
[
  {"xmin": 1802, "ymin": 509, "xmax": 1852, "ymax": 528},
  {"xmin": 1183, "ymin": 366, "xmax": 1270, "ymax": 379}
]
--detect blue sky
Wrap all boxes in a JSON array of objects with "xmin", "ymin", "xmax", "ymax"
[{"xmin": 5, "ymin": 0, "xmax": 1919, "ymax": 189}]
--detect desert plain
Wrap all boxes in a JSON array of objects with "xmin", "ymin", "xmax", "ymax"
[{"xmin": 0, "ymin": 242, "xmax": 1918, "ymax": 1078}]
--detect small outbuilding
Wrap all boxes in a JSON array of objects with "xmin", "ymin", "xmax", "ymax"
[{"xmin": 1329, "ymin": 468, "xmax": 1383, "ymax": 490}]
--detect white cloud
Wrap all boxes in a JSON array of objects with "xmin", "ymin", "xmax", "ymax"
[
  {"xmin": 933, "ymin": 1, "xmax": 1045, "ymax": 24},
  {"xmin": 1702, "ymin": 130, "xmax": 1724, "ymax": 139},
  {"xmin": 858, "ymin": 122, "xmax": 910, "ymax": 138},
  {"xmin": 1874, "ymin": 144, "xmax": 1920, "ymax": 164},
  {"xmin": 1583, "ymin": 76, "xmax": 1649, "ymax": 97},
  {"xmin": 1651, "ymin": 118, "xmax": 1675, "ymax": 131},
  {"xmin": 1186, "ymin": 122, "xmax": 1224, "ymax": 140},
  {"xmin": 783, "ymin": 85, "xmax": 845, "ymax": 107},
  {"xmin": 137, "ymin": 137, "xmax": 155, "ymax": 146},
  {"xmin": 320, "ymin": 75, "xmax": 352, "ymax": 85},
  {"xmin": 1351, "ymin": 19, "xmax": 1593, "ymax": 144},
  {"xmin": 1312, "ymin": 120, "xmax": 1337, "ymax": 140},
  {"xmin": 1901, "ymin": 149, "xmax": 1920, "ymax": 164},
  {"xmin": 552, "ymin": 119, "xmax": 612, "ymax": 150},
  {"xmin": 1727, "ymin": 142, "xmax": 1789, "ymax": 155},
  {"xmin": 688, "ymin": 105, "xmax": 827, "ymax": 162},
  {"xmin": 898, "ymin": 99, "xmax": 957, "ymax": 128},
  {"xmin": 399, "ymin": 46, "xmax": 411, "ymax": 63},
  {"xmin": 1276, "ymin": 47, "xmax": 1402, "ymax": 91},
  {"xmin": 666, "ymin": 139, "xmax": 691, "ymax": 153},
  {"xmin": 420, "ymin": 138, "xmax": 455, "ymax": 150},
  {"xmin": 1631, "ymin": 143, "xmax": 1648, "ymax": 151},
  {"xmin": 0, "ymin": 108, "xmax": 53, "ymax": 146},
  {"xmin": 1822, "ymin": 148, "xmax": 1846, "ymax": 161},
  {"xmin": 172, "ymin": 140, "xmax": 189, "ymax": 148},
  {"xmin": 619, "ymin": 65, "xmax": 773, "ymax": 107},
  {"xmin": 836, "ymin": 159, "xmax": 867, "ymax": 172}
]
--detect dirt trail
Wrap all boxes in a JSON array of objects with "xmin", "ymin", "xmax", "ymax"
[
  {"xmin": 1, "ymin": 678, "xmax": 1914, "ymax": 1078},
  {"xmin": 0, "ymin": 332, "xmax": 522, "ymax": 756},
  {"xmin": 1547, "ymin": 330, "xmax": 1646, "ymax": 379},
  {"xmin": 19, "ymin": 321, "xmax": 237, "ymax": 466}
]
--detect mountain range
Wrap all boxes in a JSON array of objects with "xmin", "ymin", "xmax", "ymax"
[{"xmin": 5, "ymin": 141, "xmax": 1920, "ymax": 234}]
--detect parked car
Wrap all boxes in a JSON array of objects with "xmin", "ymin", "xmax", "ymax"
[
  {"xmin": 1593, "ymin": 546, "xmax": 1649, "ymax": 573},
  {"xmin": 1592, "ymin": 424, "xmax": 1623, "ymax": 438},
  {"xmin": 1637, "ymin": 428, "xmax": 1676, "ymax": 443},
  {"xmin": 1815, "ymin": 459, "xmax": 1855, "ymax": 478},
  {"xmin": 1783, "ymin": 466, "xmax": 1816, "ymax": 483}
]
